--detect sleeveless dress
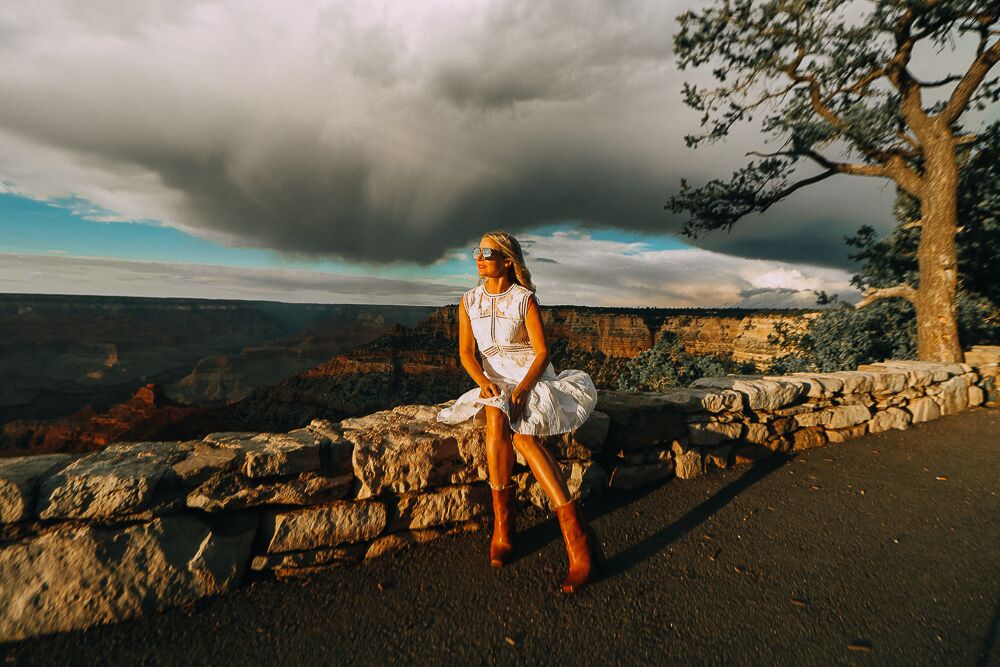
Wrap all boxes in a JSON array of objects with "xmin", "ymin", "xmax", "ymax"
[{"xmin": 436, "ymin": 282, "xmax": 598, "ymax": 436}]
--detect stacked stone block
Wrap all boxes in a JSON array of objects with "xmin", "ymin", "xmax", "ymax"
[{"xmin": 1, "ymin": 354, "xmax": 997, "ymax": 642}]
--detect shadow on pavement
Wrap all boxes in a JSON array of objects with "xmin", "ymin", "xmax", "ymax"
[
  {"xmin": 511, "ymin": 454, "xmax": 792, "ymax": 577},
  {"xmin": 604, "ymin": 455, "xmax": 791, "ymax": 577},
  {"xmin": 977, "ymin": 596, "xmax": 1000, "ymax": 667}
]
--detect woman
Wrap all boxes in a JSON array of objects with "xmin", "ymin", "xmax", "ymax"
[{"xmin": 436, "ymin": 230, "xmax": 602, "ymax": 593}]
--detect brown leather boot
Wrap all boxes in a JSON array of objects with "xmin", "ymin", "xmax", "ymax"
[
  {"xmin": 555, "ymin": 500, "xmax": 600, "ymax": 593},
  {"xmin": 490, "ymin": 484, "xmax": 515, "ymax": 568}
]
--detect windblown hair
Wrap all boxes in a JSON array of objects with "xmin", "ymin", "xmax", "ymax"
[{"xmin": 480, "ymin": 230, "xmax": 536, "ymax": 293}]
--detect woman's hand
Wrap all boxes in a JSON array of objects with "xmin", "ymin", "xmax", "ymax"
[
  {"xmin": 509, "ymin": 383, "xmax": 530, "ymax": 421},
  {"xmin": 479, "ymin": 380, "xmax": 502, "ymax": 399}
]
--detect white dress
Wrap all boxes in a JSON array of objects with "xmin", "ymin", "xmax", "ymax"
[{"xmin": 436, "ymin": 282, "xmax": 598, "ymax": 436}]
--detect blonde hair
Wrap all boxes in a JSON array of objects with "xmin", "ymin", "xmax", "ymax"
[{"xmin": 480, "ymin": 230, "xmax": 536, "ymax": 293}]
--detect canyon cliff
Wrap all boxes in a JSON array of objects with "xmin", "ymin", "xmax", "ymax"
[
  {"xmin": 0, "ymin": 294, "xmax": 435, "ymax": 425},
  {"xmin": 1, "ymin": 298, "xmax": 815, "ymax": 455},
  {"xmin": 222, "ymin": 306, "xmax": 815, "ymax": 433}
]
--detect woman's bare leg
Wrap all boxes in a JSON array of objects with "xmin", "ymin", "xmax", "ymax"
[
  {"xmin": 484, "ymin": 407, "xmax": 515, "ymax": 487},
  {"xmin": 512, "ymin": 433, "xmax": 571, "ymax": 507}
]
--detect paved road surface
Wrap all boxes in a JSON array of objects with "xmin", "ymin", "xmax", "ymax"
[{"xmin": 4, "ymin": 408, "xmax": 999, "ymax": 666}]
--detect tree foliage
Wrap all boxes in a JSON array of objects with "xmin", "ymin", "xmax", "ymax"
[
  {"xmin": 617, "ymin": 332, "xmax": 755, "ymax": 392},
  {"xmin": 669, "ymin": 1, "xmax": 998, "ymax": 233}
]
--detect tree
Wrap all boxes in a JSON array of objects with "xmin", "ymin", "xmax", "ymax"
[
  {"xmin": 669, "ymin": 1, "xmax": 999, "ymax": 362},
  {"xmin": 848, "ymin": 120, "xmax": 1000, "ymax": 308},
  {"xmin": 766, "ymin": 123, "xmax": 999, "ymax": 373}
]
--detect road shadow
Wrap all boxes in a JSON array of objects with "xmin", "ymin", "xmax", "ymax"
[
  {"xmin": 977, "ymin": 595, "xmax": 1000, "ymax": 667},
  {"xmin": 512, "ymin": 454, "xmax": 791, "ymax": 575}
]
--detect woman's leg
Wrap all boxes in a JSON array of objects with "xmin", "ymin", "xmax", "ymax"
[
  {"xmin": 484, "ymin": 407, "xmax": 515, "ymax": 487},
  {"xmin": 511, "ymin": 433, "xmax": 571, "ymax": 507},
  {"xmin": 513, "ymin": 431, "xmax": 599, "ymax": 592},
  {"xmin": 484, "ymin": 407, "xmax": 516, "ymax": 567}
]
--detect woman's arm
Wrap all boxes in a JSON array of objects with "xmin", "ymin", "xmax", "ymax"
[
  {"xmin": 458, "ymin": 298, "xmax": 500, "ymax": 397},
  {"xmin": 510, "ymin": 295, "xmax": 549, "ymax": 419}
]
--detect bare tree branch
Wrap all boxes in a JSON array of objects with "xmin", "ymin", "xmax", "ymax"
[
  {"xmin": 941, "ymin": 37, "xmax": 1000, "ymax": 125},
  {"xmin": 913, "ymin": 73, "xmax": 962, "ymax": 88},
  {"xmin": 855, "ymin": 284, "xmax": 918, "ymax": 308}
]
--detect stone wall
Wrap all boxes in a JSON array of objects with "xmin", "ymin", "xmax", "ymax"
[{"xmin": 1, "ymin": 347, "xmax": 997, "ymax": 643}]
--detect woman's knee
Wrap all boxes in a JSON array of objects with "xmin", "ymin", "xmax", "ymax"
[
  {"xmin": 511, "ymin": 433, "xmax": 542, "ymax": 456},
  {"xmin": 484, "ymin": 407, "xmax": 512, "ymax": 442}
]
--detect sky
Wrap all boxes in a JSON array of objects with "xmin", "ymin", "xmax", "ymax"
[{"xmin": 0, "ymin": 1, "xmax": 993, "ymax": 307}]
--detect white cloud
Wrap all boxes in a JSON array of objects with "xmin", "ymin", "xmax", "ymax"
[
  {"xmin": 479, "ymin": 230, "xmax": 857, "ymax": 308},
  {"xmin": 0, "ymin": 253, "xmax": 465, "ymax": 305},
  {"xmin": 2, "ymin": 230, "xmax": 859, "ymax": 308}
]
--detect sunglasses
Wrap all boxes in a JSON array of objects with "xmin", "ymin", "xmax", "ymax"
[{"xmin": 473, "ymin": 247, "xmax": 505, "ymax": 261}]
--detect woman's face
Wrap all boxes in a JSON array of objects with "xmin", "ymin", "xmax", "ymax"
[{"xmin": 476, "ymin": 236, "xmax": 511, "ymax": 279}]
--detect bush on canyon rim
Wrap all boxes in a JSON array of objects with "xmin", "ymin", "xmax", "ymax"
[
  {"xmin": 617, "ymin": 332, "xmax": 754, "ymax": 392},
  {"xmin": 767, "ymin": 293, "xmax": 998, "ymax": 374}
]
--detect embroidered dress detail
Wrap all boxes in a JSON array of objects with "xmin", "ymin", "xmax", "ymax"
[{"xmin": 437, "ymin": 283, "xmax": 598, "ymax": 436}]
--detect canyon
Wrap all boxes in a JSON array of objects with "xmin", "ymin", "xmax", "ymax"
[{"xmin": 1, "ymin": 294, "xmax": 815, "ymax": 456}]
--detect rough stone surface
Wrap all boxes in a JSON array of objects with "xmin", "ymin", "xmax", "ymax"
[
  {"xmin": 647, "ymin": 387, "xmax": 745, "ymax": 413},
  {"xmin": 687, "ymin": 421, "xmax": 744, "ymax": 446},
  {"xmin": 539, "ymin": 410, "xmax": 610, "ymax": 459},
  {"xmin": 0, "ymin": 454, "xmax": 72, "ymax": 524},
  {"xmin": 263, "ymin": 500, "xmax": 387, "ymax": 553},
  {"xmin": 347, "ymin": 406, "xmax": 486, "ymax": 499},
  {"xmin": 791, "ymin": 427, "xmax": 828, "ymax": 450},
  {"xmin": 743, "ymin": 423, "xmax": 770, "ymax": 445},
  {"xmin": 789, "ymin": 373, "xmax": 845, "ymax": 397},
  {"xmin": 186, "ymin": 472, "xmax": 352, "ymax": 512},
  {"xmin": 515, "ymin": 460, "xmax": 608, "ymax": 510},
  {"xmin": 795, "ymin": 404, "xmax": 871, "ymax": 430},
  {"xmin": 171, "ymin": 444, "xmax": 238, "ymax": 487},
  {"xmin": 674, "ymin": 450, "xmax": 704, "ymax": 480},
  {"xmin": 249, "ymin": 543, "xmax": 368, "ymax": 573},
  {"xmin": 704, "ymin": 445, "xmax": 732, "ymax": 469},
  {"xmin": 907, "ymin": 397, "xmax": 941, "ymax": 423},
  {"xmin": 0, "ymin": 513, "xmax": 257, "ymax": 643},
  {"xmin": 35, "ymin": 442, "xmax": 191, "ymax": 521},
  {"xmin": 365, "ymin": 521, "xmax": 480, "ymax": 561},
  {"xmin": 935, "ymin": 376, "xmax": 970, "ymax": 416},
  {"xmin": 965, "ymin": 345, "xmax": 1000, "ymax": 367},
  {"xmin": 391, "ymin": 484, "xmax": 491, "ymax": 531},
  {"xmin": 771, "ymin": 417, "xmax": 798, "ymax": 435},
  {"xmin": 242, "ymin": 433, "xmax": 323, "ymax": 479},
  {"xmin": 733, "ymin": 444, "xmax": 775, "ymax": 465},
  {"xmin": 968, "ymin": 385, "xmax": 984, "ymax": 407},
  {"xmin": 691, "ymin": 377, "xmax": 806, "ymax": 411},
  {"xmin": 825, "ymin": 424, "xmax": 867, "ymax": 444},
  {"xmin": 869, "ymin": 407, "xmax": 912, "ymax": 433},
  {"xmin": 616, "ymin": 446, "xmax": 674, "ymax": 466},
  {"xmin": 828, "ymin": 371, "xmax": 876, "ymax": 394},
  {"xmin": 607, "ymin": 459, "xmax": 675, "ymax": 491},
  {"xmin": 595, "ymin": 392, "xmax": 688, "ymax": 450}
]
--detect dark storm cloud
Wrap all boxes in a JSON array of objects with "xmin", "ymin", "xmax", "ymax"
[{"xmin": 0, "ymin": 1, "xmax": 987, "ymax": 269}]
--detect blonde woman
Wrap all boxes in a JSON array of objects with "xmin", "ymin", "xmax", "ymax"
[{"xmin": 437, "ymin": 230, "xmax": 602, "ymax": 593}]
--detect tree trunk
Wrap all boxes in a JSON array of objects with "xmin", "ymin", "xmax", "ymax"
[{"xmin": 915, "ymin": 130, "xmax": 964, "ymax": 362}]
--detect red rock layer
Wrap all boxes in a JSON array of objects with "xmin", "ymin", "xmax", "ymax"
[{"xmin": 1, "ymin": 384, "xmax": 218, "ymax": 457}]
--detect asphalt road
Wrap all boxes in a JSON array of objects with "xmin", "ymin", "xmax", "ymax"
[{"xmin": 5, "ymin": 408, "xmax": 999, "ymax": 666}]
